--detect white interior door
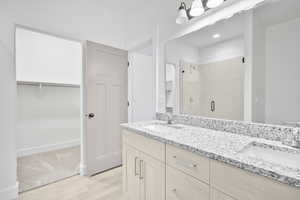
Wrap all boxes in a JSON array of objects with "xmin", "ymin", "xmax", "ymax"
[{"xmin": 85, "ymin": 41, "xmax": 128, "ymax": 175}]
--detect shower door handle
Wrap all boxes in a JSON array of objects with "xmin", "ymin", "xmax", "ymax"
[{"xmin": 211, "ymin": 101, "xmax": 215, "ymax": 112}]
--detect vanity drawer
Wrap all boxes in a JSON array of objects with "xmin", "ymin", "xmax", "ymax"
[
  {"xmin": 123, "ymin": 130, "xmax": 165, "ymax": 162},
  {"xmin": 166, "ymin": 166, "xmax": 209, "ymax": 200},
  {"xmin": 211, "ymin": 160, "xmax": 300, "ymax": 200},
  {"xmin": 166, "ymin": 144, "xmax": 210, "ymax": 183},
  {"xmin": 211, "ymin": 188, "xmax": 236, "ymax": 200}
]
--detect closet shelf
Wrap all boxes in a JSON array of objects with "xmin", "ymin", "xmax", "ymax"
[{"xmin": 17, "ymin": 81, "xmax": 80, "ymax": 88}]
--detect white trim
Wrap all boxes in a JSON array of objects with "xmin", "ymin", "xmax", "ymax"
[
  {"xmin": 81, "ymin": 41, "xmax": 88, "ymax": 176},
  {"xmin": 0, "ymin": 182, "xmax": 19, "ymax": 200},
  {"xmin": 17, "ymin": 139, "xmax": 80, "ymax": 157},
  {"xmin": 79, "ymin": 163, "xmax": 88, "ymax": 176}
]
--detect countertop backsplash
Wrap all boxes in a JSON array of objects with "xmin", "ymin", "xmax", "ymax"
[{"xmin": 156, "ymin": 113, "xmax": 300, "ymax": 144}]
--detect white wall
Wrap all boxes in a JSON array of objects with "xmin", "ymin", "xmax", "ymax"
[
  {"xmin": 198, "ymin": 36, "xmax": 245, "ymax": 64},
  {"xmin": 251, "ymin": 6, "xmax": 268, "ymax": 123},
  {"xmin": 0, "ymin": 0, "xmax": 128, "ymax": 198},
  {"xmin": 251, "ymin": 0, "xmax": 300, "ymax": 124},
  {"xmin": 0, "ymin": 39, "xmax": 18, "ymax": 200},
  {"xmin": 128, "ymin": 53, "xmax": 155, "ymax": 122},
  {"xmin": 166, "ymin": 40, "xmax": 200, "ymax": 65},
  {"xmin": 16, "ymin": 85, "xmax": 80, "ymax": 156},
  {"xmin": 15, "ymin": 28, "xmax": 81, "ymax": 156},
  {"xmin": 16, "ymin": 28, "xmax": 82, "ymax": 85},
  {"xmin": 265, "ymin": 18, "xmax": 300, "ymax": 125}
]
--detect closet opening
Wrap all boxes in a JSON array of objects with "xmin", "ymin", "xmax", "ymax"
[{"xmin": 15, "ymin": 26, "xmax": 82, "ymax": 192}]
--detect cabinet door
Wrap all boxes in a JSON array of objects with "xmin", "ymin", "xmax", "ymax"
[
  {"xmin": 125, "ymin": 145, "xmax": 140, "ymax": 200},
  {"xmin": 140, "ymin": 152, "xmax": 165, "ymax": 200}
]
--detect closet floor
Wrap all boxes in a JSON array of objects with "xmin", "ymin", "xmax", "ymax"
[{"xmin": 18, "ymin": 146, "xmax": 80, "ymax": 192}]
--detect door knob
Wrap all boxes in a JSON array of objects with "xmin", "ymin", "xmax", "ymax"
[{"xmin": 87, "ymin": 113, "xmax": 95, "ymax": 119}]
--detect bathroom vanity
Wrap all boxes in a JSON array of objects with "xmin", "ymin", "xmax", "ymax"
[{"xmin": 121, "ymin": 121, "xmax": 300, "ymax": 200}]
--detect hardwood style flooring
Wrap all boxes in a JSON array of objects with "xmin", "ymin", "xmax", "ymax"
[{"xmin": 19, "ymin": 167, "xmax": 125, "ymax": 200}]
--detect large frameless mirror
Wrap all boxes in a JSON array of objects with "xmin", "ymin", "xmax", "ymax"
[{"xmin": 165, "ymin": 0, "xmax": 300, "ymax": 127}]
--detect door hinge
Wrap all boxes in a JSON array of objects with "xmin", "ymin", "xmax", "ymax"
[
  {"xmin": 242, "ymin": 57, "xmax": 245, "ymax": 63},
  {"xmin": 128, "ymin": 61, "xmax": 130, "ymax": 67},
  {"xmin": 128, "ymin": 101, "xmax": 130, "ymax": 107}
]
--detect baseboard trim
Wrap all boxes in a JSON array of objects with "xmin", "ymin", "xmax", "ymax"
[
  {"xmin": 0, "ymin": 182, "xmax": 19, "ymax": 200},
  {"xmin": 80, "ymin": 163, "xmax": 88, "ymax": 176},
  {"xmin": 17, "ymin": 139, "xmax": 80, "ymax": 157}
]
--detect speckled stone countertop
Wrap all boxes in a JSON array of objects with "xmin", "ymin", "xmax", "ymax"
[{"xmin": 121, "ymin": 120, "xmax": 300, "ymax": 188}]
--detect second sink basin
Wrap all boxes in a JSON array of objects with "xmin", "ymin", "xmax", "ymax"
[{"xmin": 238, "ymin": 142, "xmax": 300, "ymax": 169}]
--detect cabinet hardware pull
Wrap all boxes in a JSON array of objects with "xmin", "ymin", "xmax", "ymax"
[
  {"xmin": 134, "ymin": 157, "xmax": 139, "ymax": 176},
  {"xmin": 139, "ymin": 160, "xmax": 144, "ymax": 180},
  {"xmin": 173, "ymin": 155, "xmax": 197, "ymax": 168},
  {"xmin": 172, "ymin": 188, "xmax": 177, "ymax": 193}
]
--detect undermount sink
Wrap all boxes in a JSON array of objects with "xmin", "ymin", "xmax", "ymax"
[
  {"xmin": 143, "ymin": 123, "xmax": 184, "ymax": 132},
  {"xmin": 238, "ymin": 142, "xmax": 300, "ymax": 169}
]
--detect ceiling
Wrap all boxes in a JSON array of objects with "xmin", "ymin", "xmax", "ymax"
[
  {"xmin": 179, "ymin": 12, "xmax": 246, "ymax": 49},
  {"xmin": 254, "ymin": 0, "xmax": 300, "ymax": 27}
]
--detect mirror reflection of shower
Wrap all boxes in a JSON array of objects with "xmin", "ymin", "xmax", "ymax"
[{"xmin": 165, "ymin": 63, "xmax": 176, "ymax": 113}]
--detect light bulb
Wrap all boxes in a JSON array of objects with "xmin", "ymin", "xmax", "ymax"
[
  {"xmin": 190, "ymin": 0, "xmax": 204, "ymax": 17},
  {"xmin": 176, "ymin": 2, "xmax": 189, "ymax": 24}
]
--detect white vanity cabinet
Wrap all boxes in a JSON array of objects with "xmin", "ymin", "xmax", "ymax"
[
  {"xmin": 122, "ymin": 129, "xmax": 300, "ymax": 200},
  {"xmin": 166, "ymin": 144, "xmax": 210, "ymax": 200},
  {"xmin": 123, "ymin": 130, "xmax": 165, "ymax": 200},
  {"xmin": 210, "ymin": 160, "xmax": 300, "ymax": 200},
  {"xmin": 125, "ymin": 145, "xmax": 140, "ymax": 200},
  {"xmin": 139, "ymin": 152, "xmax": 165, "ymax": 200}
]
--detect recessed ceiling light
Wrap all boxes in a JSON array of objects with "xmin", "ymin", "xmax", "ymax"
[{"xmin": 213, "ymin": 34, "xmax": 221, "ymax": 39}]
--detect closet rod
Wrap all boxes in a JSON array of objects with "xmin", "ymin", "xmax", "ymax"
[{"xmin": 17, "ymin": 81, "xmax": 80, "ymax": 88}]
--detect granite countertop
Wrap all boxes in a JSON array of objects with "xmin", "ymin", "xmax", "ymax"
[{"xmin": 121, "ymin": 120, "xmax": 300, "ymax": 188}]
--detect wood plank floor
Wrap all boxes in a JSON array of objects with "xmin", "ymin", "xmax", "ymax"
[{"xmin": 19, "ymin": 167, "xmax": 126, "ymax": 200}]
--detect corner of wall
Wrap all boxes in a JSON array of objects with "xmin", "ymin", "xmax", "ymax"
[{"xmin": 0, "ymin": 182, "xmax": 19, "ymax": 200}]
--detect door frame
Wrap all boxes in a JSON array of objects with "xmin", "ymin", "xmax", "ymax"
[{"xmin": 13, "ymin": 24, "xmax": 87, "ymax": 182}]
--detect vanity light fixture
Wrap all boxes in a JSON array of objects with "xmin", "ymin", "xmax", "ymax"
[
  {"xmin": 176, "ymin": 0, "xmax": 226, "ymax": 24},
  {"xmin": 190, "ymin": 0, "xmax": 205, "ymax": 17},
  {"xmin": 176, "ymin": 2, "xmax": 189, "ymax": 24}
]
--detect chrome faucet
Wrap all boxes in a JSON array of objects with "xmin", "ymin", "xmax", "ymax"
[
  {"xmin": 166, "ymin": 112, "xmax": 173, "ymax": 125},
  {"xmin": 290, "ymin": 140, "xmax": 300, "ymax": 149}
]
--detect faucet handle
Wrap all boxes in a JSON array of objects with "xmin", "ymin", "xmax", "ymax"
[{"xmin": 166, "ymin": 112, "xmax": 173, "ymax": 124}]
